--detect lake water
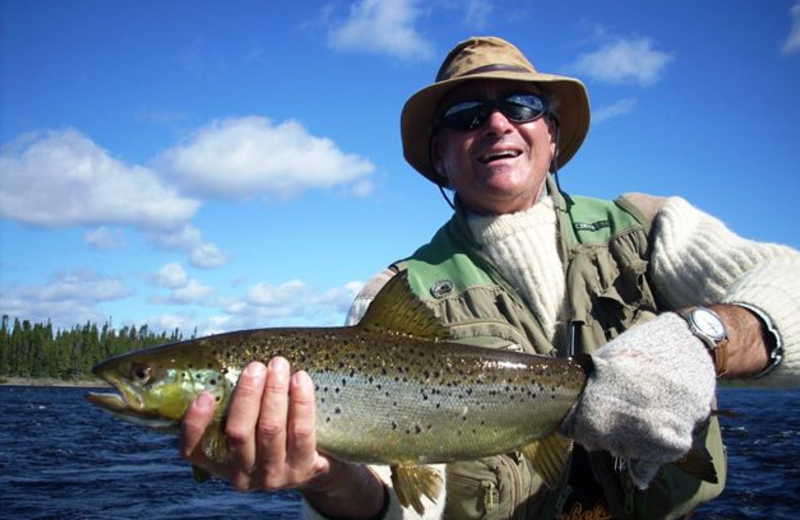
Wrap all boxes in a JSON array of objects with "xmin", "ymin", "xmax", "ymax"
[{"xmin": 1, "ymin": 386, "xmax": 798, "ymax": 519}]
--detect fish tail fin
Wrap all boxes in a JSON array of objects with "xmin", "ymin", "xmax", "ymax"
[
  {"xmin": 710, "ymin": 408, "xmax": 741, "ymax": 419},
  {"xmin": 521, "ymin": 432, "xmax": 573, "ymax": 489},
  {"xmin": 674, "ymin": 445, "xmax": 718, "ymax": 484},
  {"xmin": 390, "ymin": 463, "xmax": 443, "ymax": 515}
]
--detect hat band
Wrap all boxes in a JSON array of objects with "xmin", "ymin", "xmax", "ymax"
[{"xmin": 439, "ymin": 63, "xmax": 532, "ymax": 82}]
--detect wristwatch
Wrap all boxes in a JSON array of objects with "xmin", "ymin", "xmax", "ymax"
[{"xmin": 680, "ymin": 306, "xmax": 729, "ymax": 378}]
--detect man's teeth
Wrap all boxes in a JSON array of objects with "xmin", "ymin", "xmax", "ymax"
[{"xmin": 480, "ymin": 150, "xmax": 521, "ymax": 162}]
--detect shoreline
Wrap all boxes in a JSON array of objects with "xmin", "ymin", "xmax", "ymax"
[{"xmin": 0, "ymin": 376, "xmax": 109, "ymax": 388}]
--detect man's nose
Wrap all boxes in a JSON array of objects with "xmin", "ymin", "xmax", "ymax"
[{"xmin": 482, "ymin": 109, "xmax": 514, "ymax": 135}]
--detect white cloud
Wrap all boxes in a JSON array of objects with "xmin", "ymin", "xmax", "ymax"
[
  {"xmin": 151, "ymin": 262, "xmax": 214, "ymax": 305},
  {"xmin": 570, "ymin": 37, "xmax": 674, "ymax": 87},
  {"xmin": 84, "ymin": 226, "xmax": 127, "ymax": 250},
  {"xmin": 462, "ymin": 0, "xmax": 493, "ymax": 28},
  {"xmin": 0, "ymin": 129, "xmax": 200, "ymax": 231},
  {"xmin": 247, "ymin": 279, "xmax": 309, "ymax": 309},
  {"xmin": 40, "ymin": 270, "xmax": 131, "ymax": 302},
  {"xmin": 784, "ymin": 1, "xmax": 800, "ymax": 54},
  {"xmin": 224, "ymin": 278, "xmax": 364, "ymax": 325},
  {"xmin": 160, "ymin": 116, "xmax": 375, "ymax": 199},
  {"xmin": 146, "ymin": 224, "xmax": 228, "ymax": 269},
  {"xmin": 593, "ymin": 98, "xmax": 638, "ymax": 124},
  {"xmin": 0, "ymin": 269, "xmax": 132, "ymax": 330},
  {"xmin": 189, "ymin": 242, "xmax": 228, "ymax": 269},
  {"xmin": 143, "ymin": 313, "xmax": 199, "ymax": 337},
  {"xmin": 155, "ymin": 262, "xmax": 190, "ymax": 289},
  {"xmin": 327, "ymin": 0, "xmax": 434, "ymax": 60},
  {"xmin": 168, "ymin": 279, "xmax": 215, "ymax": 305}
]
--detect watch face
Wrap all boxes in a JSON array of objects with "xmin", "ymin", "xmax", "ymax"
[{"xmin": 693, "ymin": 308, "xmax": 726, "ymax": 339}]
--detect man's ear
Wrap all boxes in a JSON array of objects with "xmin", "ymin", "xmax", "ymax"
[
  {"xmin": 431, "ymin": 135, "xmax": 449, "ymax": 185},
  {"xmin": 547, "ymin": 117, "xmax": 560, "ymax": 167}
]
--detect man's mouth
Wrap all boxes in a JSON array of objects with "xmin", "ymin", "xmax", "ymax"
[{"xmin": 478, "ymin": 149, "xmax": 521, "ymax": 163}]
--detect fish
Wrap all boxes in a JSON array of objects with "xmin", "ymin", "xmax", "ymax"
[{"xmin": 85, "ymin": 271, "xmax": 589, "ymax": 514}]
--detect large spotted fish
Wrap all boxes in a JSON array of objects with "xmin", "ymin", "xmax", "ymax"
[{"xmin": 86, "ymin": 272, "xmax": 586, "ymax": 514}]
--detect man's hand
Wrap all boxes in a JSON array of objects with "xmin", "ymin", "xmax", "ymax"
[
  {"xmin": 178, "ymin": 357, "xmax": 387, "ymax": 520},
  {"xmin": 560, "ymin": 313, "xmax": 717, "ymax": 488},
  {"xmin": 179, "ymin": 357, "xmax": 330, "ymax": 491}
]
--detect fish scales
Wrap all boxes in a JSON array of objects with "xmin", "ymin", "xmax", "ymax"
[
  {"xmin": 86, "ymin": 272, "xmax": 587, "ymax": 513},
  {"xmin": 301, "ymin": 329, "xmax": 581, "ymax": 465},
  {"xmin": 107, "ymin": 326, "xmax": 584, "ymax": 465}
]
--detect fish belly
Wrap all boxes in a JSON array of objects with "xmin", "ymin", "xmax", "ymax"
[{"xmin": 312, "ymin": 369, "xmax": 578, "ymax": 465}]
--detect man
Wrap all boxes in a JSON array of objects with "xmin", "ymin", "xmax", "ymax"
[{"xmin": 180, "ymin": 37, "xmax": 799, "ymax": 519}]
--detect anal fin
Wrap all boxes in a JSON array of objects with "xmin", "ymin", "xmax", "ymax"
[
  {"xmin": 520, "ymin": 432, "xmax": 573, "ymax": 489},
  {"xmin": 390, "ymin": 463, "xmax": 443, "ymax": 515},
  {"xmin": 192, "ymin": 464, "xmax": 211, "ymax": 483}
]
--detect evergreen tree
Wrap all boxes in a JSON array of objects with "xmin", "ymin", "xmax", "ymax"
[{"xmin": 0, "ymin": 316, "xmax": 187, "ymax": 380}]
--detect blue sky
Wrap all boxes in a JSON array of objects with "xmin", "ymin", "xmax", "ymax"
[{"xmin": 2, "ymin": 0, "xmax": 799, "ymax": 335}]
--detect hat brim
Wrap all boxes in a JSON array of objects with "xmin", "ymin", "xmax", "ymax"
[{"xmin": 401, "ymin": 69, "xmax": 590, "ymax": 185}]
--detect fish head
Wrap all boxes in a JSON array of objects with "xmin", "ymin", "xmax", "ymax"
[{"xmin": 86, "ymin": 342, "xmax": 234, "ymax": 432}]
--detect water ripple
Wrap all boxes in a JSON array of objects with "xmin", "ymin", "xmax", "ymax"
[{"xmin": 2, "ymin": 386, "xmax": 798, "ymax": 519}]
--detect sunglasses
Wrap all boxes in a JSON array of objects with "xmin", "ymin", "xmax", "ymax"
[{"xmin": 438, "ymin": 93, "xmax": 548, "ymax": 132}]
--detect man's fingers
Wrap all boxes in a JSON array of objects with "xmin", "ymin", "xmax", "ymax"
[
  {"xmin": 286, "ymin": 370, "xmax": 322, "ymax": 472},
  {"xmin": 225, "ymin": 362, "xmax": 267, "ymax": 473},
  {"xmin": 180, "ymin": 392, "xmax": 216, "ymax": 461},
  {"xmin": 180, "ymin": 358, "xmax": 327, "ymax": 492},
  {"xmin": 256, "ymin": 357, "xmax": 292, "ymax": 473}
]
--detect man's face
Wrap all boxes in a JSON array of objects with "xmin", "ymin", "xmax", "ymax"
[{"xmin": 433, "ymin": 79, "xmax": 557, "ymax": 215}]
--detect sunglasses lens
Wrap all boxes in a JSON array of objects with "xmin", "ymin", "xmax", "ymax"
[
  {"xmin": 440, "ymin": 94, "xmax": 546, "ymax": 131},
  {"xmin": 441, "ymin": 101, "xmax": 488, "ymax": 131},
  {"xmin": 502, "ymin": 94, "xmax": 546, "ymax": 122}
]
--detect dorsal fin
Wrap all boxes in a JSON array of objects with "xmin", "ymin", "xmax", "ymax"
[{"xmin": 357, "ymin": 271, "xmax": 450, "ymax": 340}]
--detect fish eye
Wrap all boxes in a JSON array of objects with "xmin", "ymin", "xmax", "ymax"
[{"xmin": 131, "ymin": 363, "xmax": 153, "ymax": 384}]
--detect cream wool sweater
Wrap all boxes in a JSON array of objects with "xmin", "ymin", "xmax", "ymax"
[
  {"xmin": 466, "ymin": 196, "xmax": 567, "ymax": 346},
  {"xmin": 305, "ymin": 195, "xmax": 800, "ymax": 520}
]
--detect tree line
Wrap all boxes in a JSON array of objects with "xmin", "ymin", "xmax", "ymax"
[{"xmin": 0, "ymin": 315, "xmax": 194, "ymax": 381}]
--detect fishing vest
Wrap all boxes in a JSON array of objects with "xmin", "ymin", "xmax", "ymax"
[{"xmin": 392, "ymin": 179, "xmax": 727, "ymax": 520}]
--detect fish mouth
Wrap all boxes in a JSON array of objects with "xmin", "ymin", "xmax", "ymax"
[
  {"xmin": 85, "ymin": 368, "xmax": 176, "ymax": 430},
  {"xmin": 86, "ymin": 389, "xmax": 176, "ymax": 430}
]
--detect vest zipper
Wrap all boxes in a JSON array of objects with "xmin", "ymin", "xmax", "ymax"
[
  {"xmin": 481, "ymin": 480, "xmax": 496, "ymax": 513},
  {"xmin": 624, "ymin": 474, "xmax": 635, "ymax": 516}
]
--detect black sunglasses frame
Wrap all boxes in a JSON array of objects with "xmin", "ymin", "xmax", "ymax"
[{"xmin": 437, "ymin": 93, "xmax": 548, "ymax": 132}]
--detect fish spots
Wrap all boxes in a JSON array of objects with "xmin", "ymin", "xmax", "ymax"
[{"xmin": 323, "ymin": 406, "xmax": 344, "ymax": 424}]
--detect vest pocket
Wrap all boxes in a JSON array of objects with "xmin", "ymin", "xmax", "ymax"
[{"xmin": 445, "ymin": 454, "xmax": 552, "ymax": 520}]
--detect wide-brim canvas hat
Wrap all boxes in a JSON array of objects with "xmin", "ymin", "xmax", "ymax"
[{"xmin": 401, "ymin": 36, "xmax": 591, "ymax": 185}]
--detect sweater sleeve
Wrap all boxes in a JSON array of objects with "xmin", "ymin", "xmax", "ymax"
[{"xmin": 649, "ymin": 197, "xmax": 800, "ymax": 387}]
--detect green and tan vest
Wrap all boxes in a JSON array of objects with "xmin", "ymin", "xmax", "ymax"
[{"xmin": 392, "ymin": 180, "xmax": 726, "ymax": 520}]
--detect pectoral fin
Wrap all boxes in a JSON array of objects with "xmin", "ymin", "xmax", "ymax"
[
  {"xmin": 390, "ymin": 463, "xmax": 443, "ymax": 515},
  {"xmin": 192, "ymin": 464, "xmax": 211, "ymax": 483},
  {"xmin": 521, "ymin": 432, "xmax": 573, "ymax": 489},
  {"xmin": 201, "ymin": 424, "xmax": 229, "ymax": 464}
]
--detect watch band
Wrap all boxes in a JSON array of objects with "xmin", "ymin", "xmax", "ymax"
[{"xmin": 710, "ymin": 335, "xmax": 729, "ymax": 378}]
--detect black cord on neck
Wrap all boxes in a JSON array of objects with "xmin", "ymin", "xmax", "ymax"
[{"xmin": 439, "ymin": 184, "xmax": 456, "ymax": 210}]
